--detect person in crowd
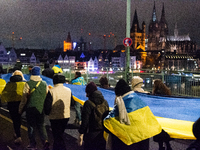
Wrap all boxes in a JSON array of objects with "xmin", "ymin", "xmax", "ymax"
[
  {"xmin": 46, "ymin": 73, "xmax": 73, "ymax": 150},
  {"xmin": 52, "ymin": 62, "xmax": 63, "ymax": 74},
  {"xmin": 99, "ymin": 75, "xmax": 113, "ymax": 90},
  {"xmin": 187, "ymin": 118, "xmax": 200, "ymax": 150},
  {"xmin": 42, "ymin": 62, "xmax": 54, "ymax": 79},
  {"xmin": 103, "ymin": 79, "xmax": 162, "ymax": 150},
  {"xmin": 71, "ymin": 71, "xmax": 86, "ymax": 125},
  {"xmin": 19, "ymin": 66, "xmax": 50, "ymax": 150},
  {"xmin": 78, "ymin": 82, "xmax": 109, "ymax": 150},
  {"xmin": 152, "ymin": 79, "xmax": 171, "ymax": 96},
  {"xmin": 28, "ymin": 65, "xmax": 33, "ymax": 75},
  {"xmin": 152, "ymin": 79, "xmax": 173, "ymax": 150},
  {"xmin": 13, "ymin": 59, "xmax": 22, "ymax": 71},
  {"xmin": 1, "ymin": 70, "xmax": 26, "ymax": 144},
  {"xmin": 131, "ymin": 76, "xmax": 149, "ymax": 93}
]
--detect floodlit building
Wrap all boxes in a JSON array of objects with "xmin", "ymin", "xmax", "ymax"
[{"xmin": 63, "ymin": 32, "xmax": 73, "ymax": 52}]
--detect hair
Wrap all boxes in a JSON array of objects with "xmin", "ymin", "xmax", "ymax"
[
  {"xmin": 75, "ymin": 72, "xmax": 81, "ymax": 78},
  {"xmin": 53, "ymin": 73, "xmax": 65, "ymax": 84},
  {"xmin": 99, "ymin": 75, "xmax": 109, "ymax": 88},
  {"xmin": 115, "ymin": 79, "xmax": 131, "ymax": 96},
  {"xmin": 152, "ymin": 79, "xmax": 171, "ymax": 96}
]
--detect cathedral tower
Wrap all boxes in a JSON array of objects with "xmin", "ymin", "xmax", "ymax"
[
  {"xmin": 148, "ymin": 2, "xmax": 168, "ymax": 51},
  {"xmin": 130, "ymin": 10, "xmax": 146, "ymax": 51},
  {"xmin": 63, "ymin": 32, "xmax": 73, "ymax": 52}
]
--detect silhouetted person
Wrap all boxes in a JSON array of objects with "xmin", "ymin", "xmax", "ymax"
[{"xmin": 42, "ymin": 62, "xmax": 54, "ymax": 79}]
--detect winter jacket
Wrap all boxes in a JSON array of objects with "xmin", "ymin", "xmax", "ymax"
[
  {"xmin": 48, "ymin": 83, "xmax": 72, "ymax": 120},
  {"xmin": 19, "ymin": 75, "xmax": 48, "ymax": 114},
  {"xmin": 1, "ymin": 75, "xmax": 26, "ymax": 103},
  {"xmin": 79, "ymin": 90, "xmax": 109, "ymax": 137}
]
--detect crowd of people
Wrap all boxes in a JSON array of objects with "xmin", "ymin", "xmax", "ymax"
[{"xmin": 0, "ymin": 62, "xmax": 199, "ymax": 150}]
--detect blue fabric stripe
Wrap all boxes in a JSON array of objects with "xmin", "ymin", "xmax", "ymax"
[{"xmin": 123, "ymin": 92, "xmax": 147, "ymax": 113}]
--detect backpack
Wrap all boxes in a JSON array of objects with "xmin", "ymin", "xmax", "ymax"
[{"xmin": 88, "ymin": 100, "xmax": 109, "ymax": 130}]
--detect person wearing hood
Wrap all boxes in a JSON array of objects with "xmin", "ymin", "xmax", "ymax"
[
  {"xmin": 52, "ymin": 62, "xmax": 63, "ymax": 74},
  {"xmin": 1, "ymin": 70, "xmax": 26, "ymax": 144},
  {"xmin": 78, "ymin": 82, "xmax": 109, "ymax": 150},
  {"xmin": 19, "ymin": 66, "xmax": 49, "ymax": 150},
  {"xmin": 131, "ymin": 76, "xmax": 148, "ymax": 93}
]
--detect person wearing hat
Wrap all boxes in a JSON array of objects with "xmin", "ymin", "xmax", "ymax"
[
  {"xmin": 19, "ymin": 66, "xmax": 50, "ymax": 150},
  {"xmin": 1, "ymin": 70, "xmax": 26, "ymax": 144},
  {"xmin": 103, "ymin": 79, "xmax": 162, "ymax": 150},
  {"xmin": 46, "ymin": 73, "xmax": 74, "ymax": 150},
  {"xmin": 131, "ymin": 76, "xmax": 148, "ymax": 93},
  {"xmin": 78, "ymin": 82, "xmax": 109, "ymax": 150}
]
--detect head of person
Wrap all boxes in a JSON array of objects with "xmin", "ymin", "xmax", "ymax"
[
  {"xmin": 44, "ymin": 62, "xmax": 50, "ymax": 69},
  {"xmin": 115, "ymin": 79, "xmax": 131, "ymax": 96},
  {"xmin": 28, "ymin": 65, "xmax": 33, "ymax": 73},
  {"xmin": 53, "ymin": 73, "xmax": 66, "ymax": 85},
  {"xmin": 99, "ymin": 75, "xmax": 109, "ymax": 88},
  {"xmin": 11, "ymin": 70, "xmax": 25, "ymax": 81},
  {"xmin": 152, "ymin": 79, "xmax": 171, "ymax": 95},
  {"xmin": 75, "ymin": 72, "xmax": 81, "ymax": 78},
  {"xmin": 85, "ymin": 82, "xmax": 97, "ymax": 97},
  {"xmin": 131, "ymin": 76, "xmax": 144, "ymax": 90},
  {"xmin": 31, "ymin": 66, "xmax": 41, "ymax": 76}
]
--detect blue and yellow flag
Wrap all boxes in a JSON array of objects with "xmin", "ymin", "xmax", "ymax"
[{"xmin": 103, "ymin": 91, "xmax": 162, "ymax": 145}]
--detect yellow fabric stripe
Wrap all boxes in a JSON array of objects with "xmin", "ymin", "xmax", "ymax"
[
  {"xmin": 30, "ymin": 81, "xmax": 41, "ymax": 94},
  {"xmin": 104, "ymin": 106, "xmax": 162, "ymax": 145},
  {"xmin": 156, "ymin": 117, "xmax": 196, "ymax": 140}
]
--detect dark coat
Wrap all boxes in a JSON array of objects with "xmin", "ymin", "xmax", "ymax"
[{"xmin": 78, "ymin": 90, "xmax": 109, "ymax": 149}]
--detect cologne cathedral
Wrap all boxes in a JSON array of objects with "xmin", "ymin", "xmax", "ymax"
[{"xmin": 130, "ymin": 2, "xmax": 197, "ymax": 71}]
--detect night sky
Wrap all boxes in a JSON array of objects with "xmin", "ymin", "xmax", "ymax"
[{"xmin": 0, "ymin": 0, "xmax": 199, "ymax": 50}]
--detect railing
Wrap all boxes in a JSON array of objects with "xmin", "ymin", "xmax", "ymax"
[
  {"xmin": 3, "ymin": 64, "xmax": 200, "ymax": 97},
  {"xmin": 64, "ymin": 68, "xmax": 200, "ymax": 97}
]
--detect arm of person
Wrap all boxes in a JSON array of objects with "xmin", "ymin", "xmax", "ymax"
[
  {"xmin": 78, "ymin": 100, "xmax": 93, "ymax": 146},
  {"xmin": 18, "ymin": 83, "xmax": 29, "ymax": 114}
]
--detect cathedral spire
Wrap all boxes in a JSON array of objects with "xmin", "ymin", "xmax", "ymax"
[
  {"xmin": 160, "ymin": 3, "xmax": 166, "ymax": 22},
  {"xmin": 131, "ymin": 10, "xmax": 141, "ymax": 32},
  {"xmin": 66, "ymin": 32, "xmax": 72, "ymax": 42},
  {"xmin": 152, "ymin": 1, "xmax": 157, "ymax": 22}
]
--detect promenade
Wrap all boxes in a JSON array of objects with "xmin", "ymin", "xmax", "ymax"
[{"xmin": 0, "ymin": 105, "xmax": 194, "ymax": 150}]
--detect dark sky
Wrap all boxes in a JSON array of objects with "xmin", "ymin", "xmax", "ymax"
[{"xmin": 0, "ymin": 0, "xmax": 199, "ymax": 50}]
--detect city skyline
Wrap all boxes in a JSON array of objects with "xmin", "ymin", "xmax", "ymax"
[{"xmin": 0, "ymin": 0, "xmax": 199, "ymax": 50}]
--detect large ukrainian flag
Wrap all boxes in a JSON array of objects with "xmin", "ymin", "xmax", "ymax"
[{"xmin": 103, "ymin": 91, "xmax": 162, "ymax": 145}]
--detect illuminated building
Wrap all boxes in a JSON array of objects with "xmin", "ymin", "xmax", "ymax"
[
  {"xmin": 130, "ymin": 10, "xmax": 147, "ymax": 67},
  {"xmin": 148, "ymin": 2, "xmax": 168, "ymax": 51},
  {"xmin": 130, "ymin": 10, "xmax": 146, "ymax": 51},
  {"xmin": 63, "ymin": 32, "xmax": 73, "ymax": 52}
]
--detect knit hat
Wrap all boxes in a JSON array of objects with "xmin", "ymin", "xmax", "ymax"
[
  {"xmin": 85, "ymin": 82, "xmax": 97, "ymax": 96},
  {"xmin": 12, "ymin": 70, "xmax": 25, "ymax": 80},
  {"xmin": 115, "ymin": 79, "xmax": 131, "ymax": 96},
  {"xmin": 53, "ymin": 73, "xmax": 66, "ymax": 84},
  {"xmin": 31, "ymin": 66, "xmax": 40, "ymax": 75},
  {"xmin": 131, "ymin": 76, "xmax": 144, "ymax": 90}
]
